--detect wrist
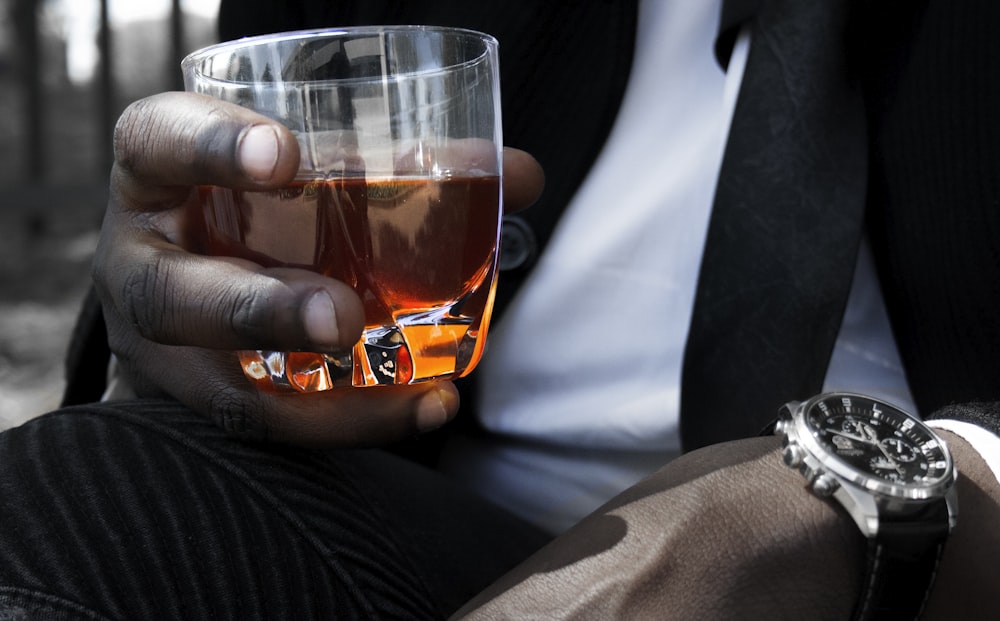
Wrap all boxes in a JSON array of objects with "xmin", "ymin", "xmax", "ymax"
[{"xmin": 922, "ymin": 431, "xmax": 1000, "ymax": 619}]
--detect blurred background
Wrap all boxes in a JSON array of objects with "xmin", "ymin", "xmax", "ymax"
[{"xmin": 0, "ymin": 0, "xmax": 220, "ymax": 428}]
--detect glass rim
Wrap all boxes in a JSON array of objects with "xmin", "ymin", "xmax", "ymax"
[{"xmin": 181, "ymin": 25, "xmax": 499, "ymax": 87}]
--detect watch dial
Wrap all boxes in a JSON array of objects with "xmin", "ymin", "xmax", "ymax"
[{"xmin": 804, "ymin": 395, "xmax": 951, "ymax": 486}]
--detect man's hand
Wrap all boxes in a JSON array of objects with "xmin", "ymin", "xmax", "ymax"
[
  {"xmin": 453, "ymin": 432, "xmax": 1000, "ymax": 620},
  {"xmin": 93, "ymin": 91, "xmax": 543, "ymax": 446}
]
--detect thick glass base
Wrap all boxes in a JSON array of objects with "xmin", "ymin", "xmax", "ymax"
[{"xmin": 239, "ymin": 313, "xmax": 485, "ymax": 392}]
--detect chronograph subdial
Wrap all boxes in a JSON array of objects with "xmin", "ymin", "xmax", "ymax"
[{"xmin": 879, "ymin": 436, "xmax": 917, "ymax": 462}]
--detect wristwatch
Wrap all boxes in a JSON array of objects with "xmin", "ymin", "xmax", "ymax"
[{"xmin": 774, "ymin": 393, "xmax": 958, "ymax": 621}]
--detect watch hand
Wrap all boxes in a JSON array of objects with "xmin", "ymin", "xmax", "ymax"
[
  {"xmin": 854, "ymin": 422, "xmax": 908, "ymax": 475},
  {"xmin": 828, "ymin": 429, "xmax": 872, "ymax": 444},
  {"xmin": 860, "ymin": 422, "xmax": 880, "ymax": 443},
  {"xmin": 871, "ymin": 458, "xmax": 899, "ymax": 470},
  {"xmin": 873, "ymin": 439, "xmax": 906, "ymax": 476}
]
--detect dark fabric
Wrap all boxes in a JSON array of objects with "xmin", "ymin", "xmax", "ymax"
[
  {"xmin": 715, "ymin": 0, "xmax": 762, "ymax": 67},
  {"xmin": 928, "ymin": 403, "xmax": 1000, "ymax": 438},
  {"xmin": 681, "ymin": 0, "xmax": 868, "ymax": 450},
  {"xmin": 62, "ymin": 287, "xmax": 110, "ymax": 407},
  {"xmin": 0, "ymin": 400, "xmax": 549, "ymax": 620},
  {"xmin": 685, "ymin": 0, "xmax": 1000, "ymax": 446},
  {"xmin": 858, "ymin": 0, "xmax": 1000, "ymax": 415}
]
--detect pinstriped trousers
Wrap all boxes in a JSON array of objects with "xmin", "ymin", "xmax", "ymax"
[{"xmin": 0, "ymin": 400, "xmax": 548, "ymax": 620}]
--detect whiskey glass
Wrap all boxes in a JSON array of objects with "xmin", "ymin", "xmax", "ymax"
[{"xmin": 181, "ymin": 26, "xmax": 502, "ymax": 390}]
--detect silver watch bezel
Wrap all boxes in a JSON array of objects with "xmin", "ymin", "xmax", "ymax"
[{"xmin": 781, "ymin": 392, "xmax": 956, "ymax": 502}]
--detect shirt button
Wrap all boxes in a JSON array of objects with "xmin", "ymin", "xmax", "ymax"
[{"xmin": 499, "ymin": 215, "xmax": 537, "ymax": 271}]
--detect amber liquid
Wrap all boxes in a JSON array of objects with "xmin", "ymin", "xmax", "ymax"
[{"xmin": 191, "ymin": 175, "xmax": 501, "ymax": 390}]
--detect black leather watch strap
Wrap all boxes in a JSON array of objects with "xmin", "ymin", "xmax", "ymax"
[{"xmin": 853, "ymin": 499, "xmax": 950, "ymax": 621}]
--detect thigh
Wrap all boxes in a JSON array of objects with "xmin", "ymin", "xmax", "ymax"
[{"xmin": 0, "ymin": 400, "xmax": 548, "ymax": 620}]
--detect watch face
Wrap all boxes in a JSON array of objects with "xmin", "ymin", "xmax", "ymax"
[{"xmin": 802, "ymin": 394, "xmax": 953, "ymax": 493}]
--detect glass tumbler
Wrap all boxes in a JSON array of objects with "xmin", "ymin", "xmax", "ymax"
[{"xmin": 181, "ymin": 26, "xmax": 502, "ymax": 391}]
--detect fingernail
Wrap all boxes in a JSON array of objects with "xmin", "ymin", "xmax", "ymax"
[
  {"xmin": 303, "ymin": 290, "xmax": 340, "ymax": 346},
  {"xmin": 415, "ymin": 386, "xmax": 459, "ymax": 432},
  {"xmin": 239, "ymin": 125, "xmax": 280, "ymax": 182}
]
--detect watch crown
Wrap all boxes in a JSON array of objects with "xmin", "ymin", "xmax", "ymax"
[
  {"xmin": 811, "ymin": 474, "xmax": 839, "ymax": 497},
  {"xmin": 774, "ymin": 419, "xmax": 786, "ymax": 435},
  {"xmin": 782, "ymin": 444, "xmax": 804, "ymax": 468}
]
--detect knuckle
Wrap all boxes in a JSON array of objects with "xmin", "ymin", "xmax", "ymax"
[
  {"xmin": 113, "ymin": 97, "xmax": 161, "ymax": 178},
  {"xmin": 191, "ymin": 107, "xmax": 242, "ymax": 174},
  {"xmin": 113, "ymin": 93, "xmax": 241, "ymax": 183},
  {"xmin": 117, "ymin": 252, "xmax": 173, "ymax": 341},
  {"xmin": 206, "ymin": 386, "xmax": 268, "ymax": 440},
  {"xmin": 102, "ymin": 313, "xmax": 141, "ymax": 369},
  {"xmin": 224, "ymin": 284, "xmax": 277, "ymax": 343}
]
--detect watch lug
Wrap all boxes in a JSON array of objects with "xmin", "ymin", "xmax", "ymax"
[
  {"xmin": 944, "ymin": 479, "xmax": 959, "ymax": 531},
  {"xmin": 778, "ymin": 401, "xmax": 800, "ymax": 422},
  {"xmin": 831, "ymin": 483, "xmax": 881, "ymax": 537}
]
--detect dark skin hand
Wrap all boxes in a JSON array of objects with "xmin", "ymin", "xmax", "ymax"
[
  {"xmin": 452, "ymin": 431, "xmax": 1000, "ymax": 620},
  {"xmin": 94, "ymin": 91, "xmax": 544, "ymax": 446}
]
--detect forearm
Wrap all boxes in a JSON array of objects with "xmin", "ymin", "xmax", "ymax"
[
  {"xmin": 452, "ymin": 437, "xmax": 863, "ymax": 620},
  {"xmin": 453, "ymin": 431, "xmax": 1000, "ymax": 620}
]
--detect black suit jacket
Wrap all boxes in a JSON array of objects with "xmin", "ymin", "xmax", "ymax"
[{"xmin": 64, "ymin": 0, "xmax": 1000, "ymax": 447}]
